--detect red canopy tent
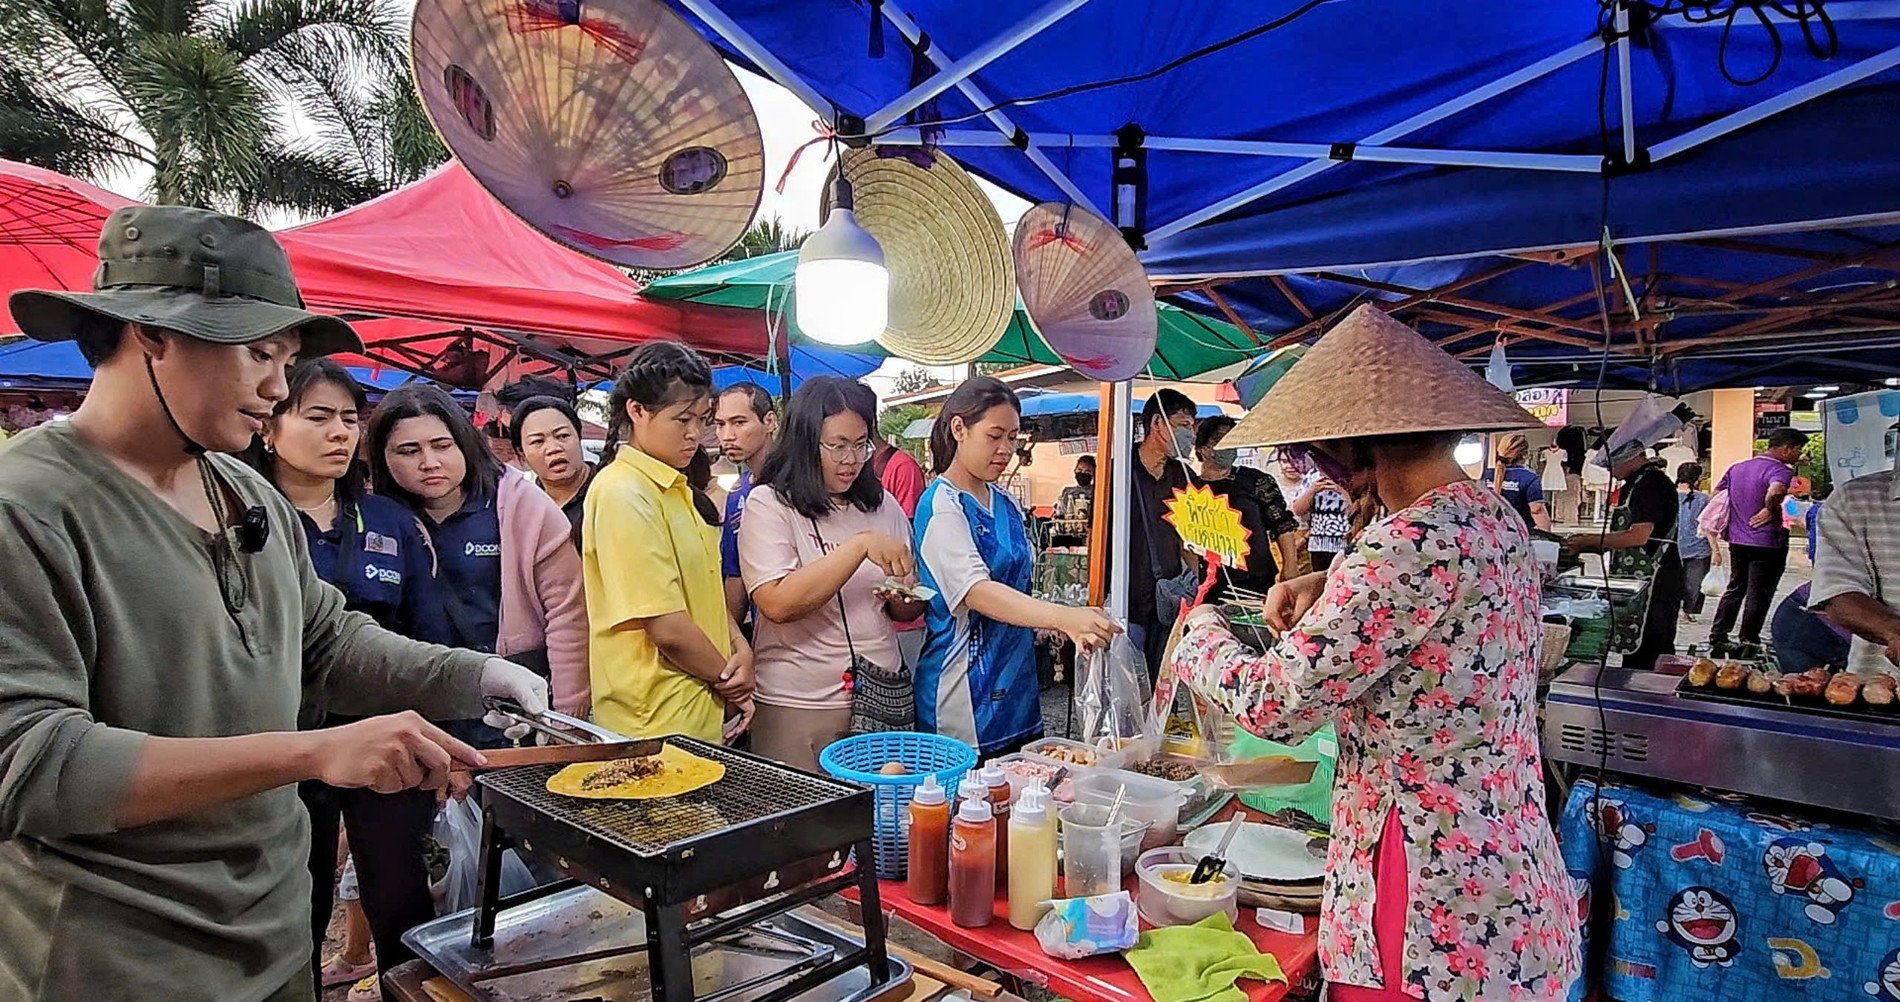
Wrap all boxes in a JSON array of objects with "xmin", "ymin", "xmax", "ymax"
[
  {"xmin": 275, "ymin": 164, "xmax": 768, "ymax": 385},
  {"xmin": 0, "ymin": 159, "xmax": 136, "ymax": 310},
  {"xmin": 2, "ymin": 159, "xmax": 770, "ymax": 385}
]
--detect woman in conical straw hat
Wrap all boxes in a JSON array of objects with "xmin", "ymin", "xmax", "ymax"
[{"xmin": 1172, "ymin": 306, "xmax": 1579, "ymax": 1002}]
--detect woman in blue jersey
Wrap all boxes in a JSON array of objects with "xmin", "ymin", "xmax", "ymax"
[
  {"xmin": 246, "ymin": 359, "xmax": 450, "ymax": 994},
  {"xmin": 913, "ymin": 377, "xmax": 1120, "ymax": 756}
]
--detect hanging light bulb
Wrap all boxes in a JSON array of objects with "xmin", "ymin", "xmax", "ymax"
[
  {"xmin": 1485, "ymin": 336, "xmax": 1515, "ymax": 391},
  {"xmin": 795, "ymin": 176, "xmax": 888, "ymax": 345}
]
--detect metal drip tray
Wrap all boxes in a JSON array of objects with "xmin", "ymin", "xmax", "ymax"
[{"xmin": 407, "ymin": 886, "xmax": 911, "ymax": 1002}]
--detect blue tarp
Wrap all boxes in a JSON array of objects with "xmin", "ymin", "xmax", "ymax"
[
  {"xmin": 1020, "ymin": 391, "xmax": 1225, "ymax": 419},
  {"xmin": 674, "ymin": 2, "xmax": 1900, "ymax": 269},
  {"xmin": 0, "ymin": 339, "xmax": 469, "ymax": 395},
  {"xmin": 670, "ymin": 1, "xmax": 1900, "ymax": 388},
  {"xmin": 711, "ymin": 344, "xmax": 882, "ymax": 393}
]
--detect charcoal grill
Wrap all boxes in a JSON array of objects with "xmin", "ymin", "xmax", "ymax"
[{"xmin": 446, "ymin": 703, "xmax": 894, "ymax": 1002}]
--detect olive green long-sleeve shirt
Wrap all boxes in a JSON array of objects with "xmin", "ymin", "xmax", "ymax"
[{"xmin": 0, "ymin": 422, "xmax": 488, "ymax": 1002}]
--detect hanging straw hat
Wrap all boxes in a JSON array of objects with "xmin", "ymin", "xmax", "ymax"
[
  {"xmin": 410, "ymin": 0, "xmax": 764, "ymax": 271},
  {"xmin": 1222, "ymin": 304, "xmax": 1537, "ymax": 448},
  {"xmin": 1013, "ymin": 202, "xmax": 1157, "ymax": 382},
  {"xmin": 819, "ymin": 146, "xmax": 1012, "ymax": 364}
]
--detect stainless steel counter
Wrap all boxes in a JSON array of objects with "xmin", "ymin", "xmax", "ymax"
[{"xmin": 1543, "ymin": 664, "xmax": 1900, "ymax": 820}]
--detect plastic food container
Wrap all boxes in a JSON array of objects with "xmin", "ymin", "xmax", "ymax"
[
  {"xmin": 1072, "ymin": 769, "xmax": 1185, "ymax": 852},
  {"xmin": 1135, "ymin": 846, "xmax": 1241, "ymax": 927},
  {"xmin": 989, "ymin": 754, "xmax": 1091, "ymax": 803},
  {"xmin": 1022, "ymin": 737, "xmax": 1128, "ymax": 771}
]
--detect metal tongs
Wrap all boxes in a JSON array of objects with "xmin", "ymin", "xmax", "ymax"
[{"xmin": 461, "ymin": 698, "xmax": 659, "ymax": 772}]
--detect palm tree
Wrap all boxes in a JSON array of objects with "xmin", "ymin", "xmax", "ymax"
[{"xmin": 0, "ymin": 0, "xmax": 447, "ymax": 215}]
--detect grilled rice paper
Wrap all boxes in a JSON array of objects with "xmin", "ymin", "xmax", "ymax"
[{"xmin": 547, "ymin": 744, "xmax": 726, "ymax": 800}]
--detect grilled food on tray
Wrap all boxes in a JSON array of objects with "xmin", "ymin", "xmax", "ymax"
[
  {"xmin": 1825, "ymin": 673, "xmax": 1864, "ymax": 706},
  {"xmin": 1865, "ymin": 675, "xmax": 1897, "ymax": 706},
  {"xmin": 1746, "ymin": 669, "xmax": 1779, "ymax": 696},
  {"xmin": 1781, "ymin": 668, "xmax": 1831, "ymax": 699},
  {"xmin": 1714, "ymin": 662, "xmax": 1748, "ymax": 690},
  {"xmin": 547, "ymin": 745, "xmax": 726, "ymax": 800},
  {"xmin": 1687, "ymin": 658, "xmax": 1718, "ymax": 687}
]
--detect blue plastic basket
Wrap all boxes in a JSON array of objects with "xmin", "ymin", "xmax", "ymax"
[{"xmin": 819, "ymin": 731, "xmax": 978, "ymax": 880}]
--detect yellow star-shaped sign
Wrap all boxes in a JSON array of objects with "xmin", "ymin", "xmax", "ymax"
[{"xmin": 1163, "ymin": 482, "xmax": 1251, "ymax": 572}]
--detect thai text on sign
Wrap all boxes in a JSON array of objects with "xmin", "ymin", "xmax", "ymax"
[
  {"xmin": 1515, "ymin": 388, "xmax": 1568, "ymax": 427},
  {"xmin": 1163, "ymin": 483, "xmax": 1251, "ymax": 571}
]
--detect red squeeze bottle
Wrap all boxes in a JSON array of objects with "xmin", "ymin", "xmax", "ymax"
[
  {"xmin": 906, "ymin": 776, "xmax": 950, "ymax": 906},
  {"xmin": 948, "ymin": 797, "xmax": 997, "ymax": 928},
  {"xmin": 981, "ymin": 763, "xmax": 1012, "ymax": 885}
]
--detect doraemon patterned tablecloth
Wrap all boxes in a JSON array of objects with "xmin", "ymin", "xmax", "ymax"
[{"xmin": 1561, "ymin": 778, "xmax": 1900, "ymax": 1002}]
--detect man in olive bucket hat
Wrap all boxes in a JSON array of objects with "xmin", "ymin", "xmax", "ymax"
[{"xmin": 0, "ymin": 205, "xmax": 550, "ymax": 1002}]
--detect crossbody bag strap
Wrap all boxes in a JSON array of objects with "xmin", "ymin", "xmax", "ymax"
[{"xmin": 806, "ymin": 516, "xmax": 860, "ymax": 663}]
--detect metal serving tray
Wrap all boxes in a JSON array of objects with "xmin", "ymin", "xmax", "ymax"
[
  {"xmin": 1544, "ymin": 664, "xmax": 1900, "ymax": 820},
  {"xmin": 406, "ymin": 886, "xmax": 912, "ymax": 1002}
]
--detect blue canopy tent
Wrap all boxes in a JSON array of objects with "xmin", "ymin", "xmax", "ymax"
[
  {"xmin": 711, "ymin": 344, "xmax": 882, "ymax": 393},
  {"xmin": 661, "ymin": 0, "xmax": 1900, "ymax": 621},
  {"xmin": 662, "ymin": 0, "xmax": 1900, "ymax": 390},
  {"xmin": 0, "ymin": 339, "xmax": 475, "ymax": 399}
]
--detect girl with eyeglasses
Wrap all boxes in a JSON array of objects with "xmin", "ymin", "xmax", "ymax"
[
  {"xmin": 583, "ymin": 342, "xmax": 755, "ymax": 743},
  {"xmin": 738, "ymin": 377, "xmax": 924, "ymax": 769}
]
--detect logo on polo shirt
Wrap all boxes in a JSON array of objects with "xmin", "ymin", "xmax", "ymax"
[
  {"xmin": 464, "ymin": 541, "xmax": 501, "ymax": 558},
  {"xmin": 364, "ymin": 564, "xmax": 403, "ymax": 585}
]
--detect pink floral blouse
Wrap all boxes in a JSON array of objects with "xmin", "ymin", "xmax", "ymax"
[{"xmin": 1170, "ymin": 482, "xmax": 1579, "ymax": 1002}]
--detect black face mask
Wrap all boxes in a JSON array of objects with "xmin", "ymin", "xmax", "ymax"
[{"xmin": 1075, "ymin": 472, "xmax": 1094, "ymax": 488}]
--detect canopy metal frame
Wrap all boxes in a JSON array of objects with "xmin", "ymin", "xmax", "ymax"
[
  {"xmin": 1152, "ymin": 233, "xmax": 1900, "ymax": 390},
  {"xmin": 677, "ymin": 0, "xmax": 1900, "ymax": 266}
]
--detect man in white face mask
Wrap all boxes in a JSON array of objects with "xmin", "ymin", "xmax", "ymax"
[{"xmin": 1128, "ymin": 388, "xmax": 1201, "ymax": 677}]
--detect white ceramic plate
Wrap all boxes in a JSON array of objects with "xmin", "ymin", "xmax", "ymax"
[{"xmin": 1184, "ymin": 822, "xmax": 1326, "ymax": 883}]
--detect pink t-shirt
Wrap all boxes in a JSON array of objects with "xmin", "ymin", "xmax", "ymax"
[{"xmin": 739, "ymin": 486, "xmax": 912, "ymax": 710}]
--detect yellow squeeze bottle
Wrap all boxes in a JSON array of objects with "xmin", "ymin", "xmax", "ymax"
[{"xmin": 1007, "ymin": 781, "xmax": 1058, "ymax": 930}]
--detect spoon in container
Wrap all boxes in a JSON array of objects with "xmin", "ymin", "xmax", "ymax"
[{"xmin": 1191, "ymin": 811, "xmax": 1247, "ymax": 884}]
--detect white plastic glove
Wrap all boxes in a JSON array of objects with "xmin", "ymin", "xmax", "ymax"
[{"xmin": 480, "ymin": 657, "xmax": 549, "ymax": 741}]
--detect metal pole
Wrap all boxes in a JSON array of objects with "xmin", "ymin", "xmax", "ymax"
[
  {"xmin": 863, "ymin": 0, "xmax": 1095, "ymax": 134},
  {"xmin": 1615, "ymin": 2, "xmax": 1637, "ymax": 165},
  {"xmin": 1107, "ymin": 380, "xmax": 1133, "ymax": 621}
]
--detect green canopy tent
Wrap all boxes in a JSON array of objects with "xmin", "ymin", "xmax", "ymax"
[{"xmin": 640, "ymin": 250, "xmax": 1263, "ymax": 381}]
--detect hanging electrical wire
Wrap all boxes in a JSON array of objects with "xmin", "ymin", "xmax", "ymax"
[
  {"xmin": 1602, "ymin": 0, "xmax": 1839, "ymax": 87},
  {"xmin": 859, "ymin": 0, "xmax": 1345, "ymax": 139}
]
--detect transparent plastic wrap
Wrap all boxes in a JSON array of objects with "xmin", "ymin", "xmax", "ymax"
[
  {"xmin": 431, "ymin": 797, "xmax": 536, "ymax": 915},
  {"xmin": 1073, "ymin": 626, "xmax": 1156, "ymax": 753}
]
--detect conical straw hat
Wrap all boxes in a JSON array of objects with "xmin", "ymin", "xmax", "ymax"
[
  {"xmin": 819, "ymin": 147, "xmax": 1012, "ymax": 364},
  {"xmin": 1013, "ymin": 202, "xmax": 1157, "ymax": 382},
  {"xmin": 411, "ymin": 0, "xmax": 764, "ymax": 270},
  {"xmin": 1222, "ymin": 305, "xmax": 1538, "ymax": 449}
]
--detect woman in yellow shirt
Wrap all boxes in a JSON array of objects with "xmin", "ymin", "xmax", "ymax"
[{"xmin": 582, "ymin": 342, "xmax": 754, "ymax": 742}]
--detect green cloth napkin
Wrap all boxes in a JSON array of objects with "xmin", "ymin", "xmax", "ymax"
[{"xmin": 1123, "ymin": 913, "xmax": 1287, "ymax": 1002}]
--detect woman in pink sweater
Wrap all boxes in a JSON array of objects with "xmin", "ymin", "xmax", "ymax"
[{"xmin": 367, "ymin": 384, "xmax": 590, "ymax": 727}]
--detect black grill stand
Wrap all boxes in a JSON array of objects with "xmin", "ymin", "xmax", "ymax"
[{"xmin": 466, "ymin": 738, "xmax": 892, "ymax": 1002}]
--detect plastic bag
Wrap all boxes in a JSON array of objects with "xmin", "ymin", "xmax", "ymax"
[
  {"xmin": 1701, "ymin": 563, "xmax": 1730, "ymax": 599},
  {"xmin": 1034, "ymin": 891, "xmax": 1138, "ymax": 959},
  {"xmin": 1073, "ymin": 628, "xmax": 1155, "ymax": 752},
  {"xmin": 431, "ymin": 797, "xmax": 536, "ymax": 915},
  {"xmin": 1698, "ymin": 489, "xmax": 1731, "ymax": 539}
]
